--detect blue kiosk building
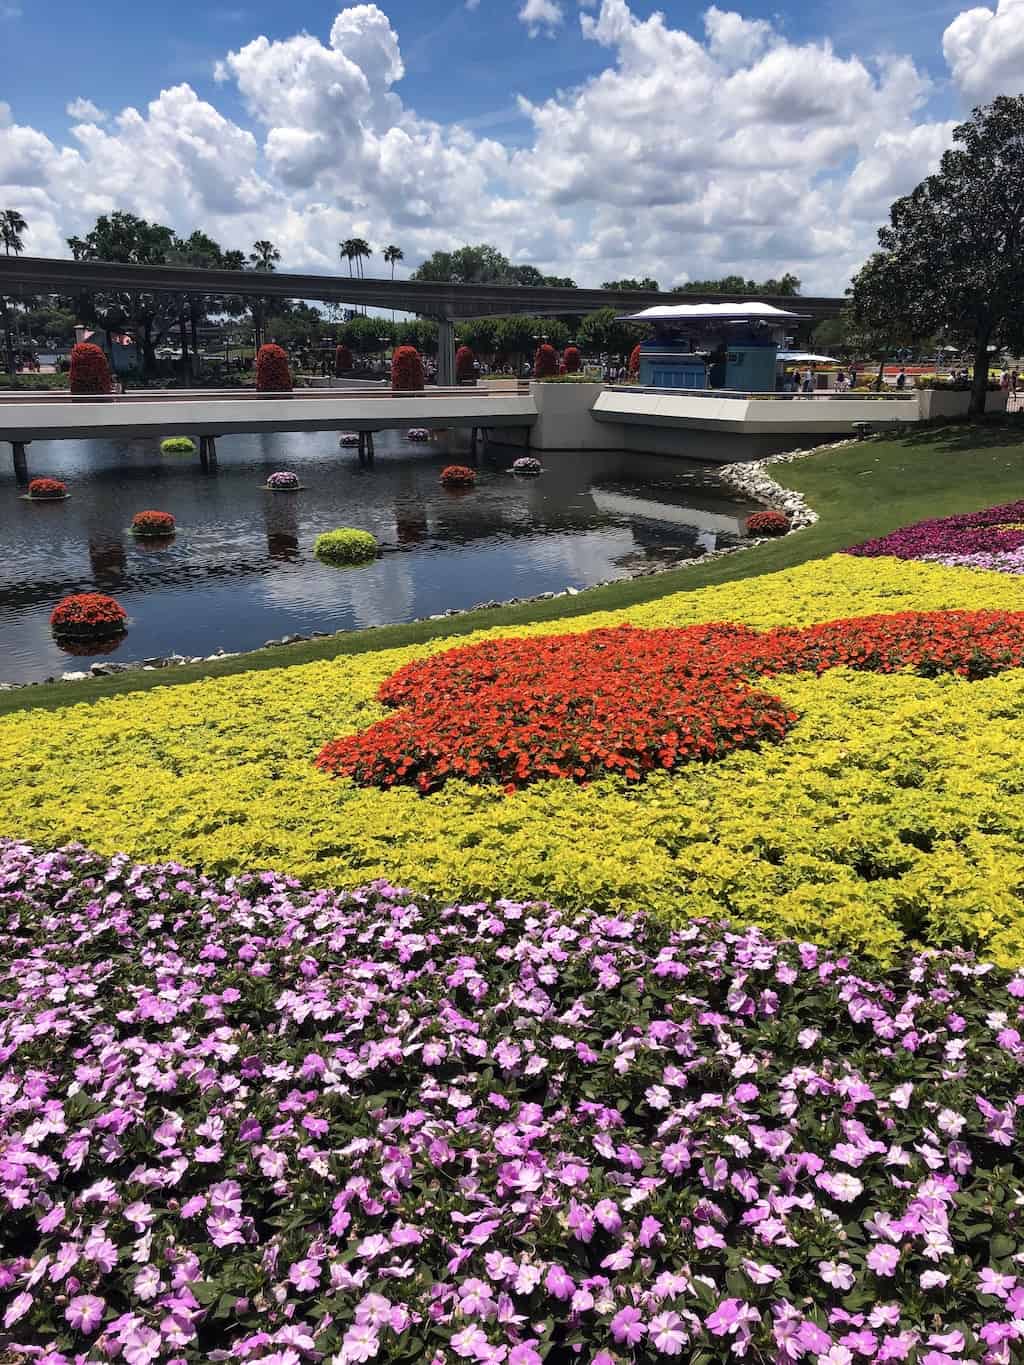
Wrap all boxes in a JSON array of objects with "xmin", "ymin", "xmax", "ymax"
[{"xmin": 617, "ymin": 302, "xmax": 808, "ymax": 392}]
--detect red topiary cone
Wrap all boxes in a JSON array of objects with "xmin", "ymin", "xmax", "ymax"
[
  {"xmin": 533, "ymin": 344, "xmax": 558, "ymax": 379},
  {"xmin": 69, "ymin": 342, "xmax": 112, "ymax": 395},
  {"xmin": 256, "ymin": 344, "xmax": 292, "ymax": 393},
  {"xmin": 628, "ymin": 344, "xmax": 641, "ymax": 379},
  {"xmin": 455, "ymin": 346, "xmax": 476, "ymax": 383},
  {"xmin": 392, "ymin": 346, "xmax": 425, "ymax": 392},
  {"xmin": 334, "ymin": 344, "xmax": 353, "ymax": 376},
  {"xmin": 563, "ymin": 345, "xmax": 581, "ymax": 374}
]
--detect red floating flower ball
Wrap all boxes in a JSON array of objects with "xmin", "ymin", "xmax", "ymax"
[
  {"xmin": 316, "ymin": 610, "xmax": 1024, "ymax": 794},
  {"xmin": 27, "ymin": 478, "xmax": 67, "ymax": 500},
  {"xmin": 50, "ymin": 593, "xmax": 128, "ymax": 639},
  {"xmin": 440, "ymin": 465, "xmax": 476, "ymax": 488},
  {"xmin": 746, "ymin": 510, "xmax": 791, "ymax": 537},
  {"xmin": 131, "ymin": 510, "xmax": 176, "ymax": 536}
]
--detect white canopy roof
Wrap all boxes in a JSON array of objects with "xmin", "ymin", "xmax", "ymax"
[
  {"xmin": 777, "ymin": 351, "xmax": 838, "ymax": 363},
  {"xmin": 616, "ymin": 302, "xmax": 807, "ymax": 323}
]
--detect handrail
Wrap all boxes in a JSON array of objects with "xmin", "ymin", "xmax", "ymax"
[
  {"xmin": 605, "ymin": 385, "xmax": 918, "ymax": 402},
  {"xmin": 0, "ymin": 385, "xmax": 532, "ymax": 405}
]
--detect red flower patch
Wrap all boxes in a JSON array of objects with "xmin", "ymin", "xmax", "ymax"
[
  {"xmin": 746, "ymin": 510, "xmax": 790, "ymax": 536},
  {"xmin": 440, "ymin": 465, "xmax": 476, "ymax": 487},
  {"xmin": 316, "ymin": 611, "xmax": 1024, "ymax": 793},
  {"xmin": 50, "ymin": 593, "xmax": 128, "ymax": 638},
  {"xmin": 28, "ymin": 478, "xmax": 67, "ymax": 500},
  {"xmin": 131, "ymin": 510, "xmax": 176, "ymax": 535}
]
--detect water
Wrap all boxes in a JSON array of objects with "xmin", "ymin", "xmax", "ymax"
[{"xmin": 0, "ymin": 431, "xmax": 760, "ymax": 683}]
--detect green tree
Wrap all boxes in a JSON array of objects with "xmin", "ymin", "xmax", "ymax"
[
  {"xmin": 577, "ymin": 307, "xmax": 643, "ymax": 362},
  {"xmin": 1, "ymin": 208, "xmax": 28, "ymax": 380},
  {"xmin": 601, "ymin": 277, "xmax": 660, "ymax": 291},
  {"xmin": 383, "ymin": 244, "xmax": 404, "ymax": 278},
  {"xmin": 672, "ymin": 273, "xmax": 801, "ymax": 295},
  {"xmin": 851, "ymin": 95, "xmax": 1024, "ymax": 415},
  {"xmin": 248, "ymin": 239, "xmax": 281, "ymax": 349}
]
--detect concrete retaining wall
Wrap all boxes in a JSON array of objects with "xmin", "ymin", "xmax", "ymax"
[{"xmin": 917, "ymin": 388, "xmax": 1009, "ymax": 421}]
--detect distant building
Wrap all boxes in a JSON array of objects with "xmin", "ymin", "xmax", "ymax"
[{"xmin": 616, "ymin": 303, "xmax": 807, "ymax": 392}]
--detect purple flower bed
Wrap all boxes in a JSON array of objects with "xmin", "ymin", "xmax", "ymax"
[
  {"xmin": 266, "ymin": 471, "xmax": 300, "ymax": 490},
  {"xmin": 1, "ymin": 841, "xmax": 1023, "ymax": 1365},
  {"xmin": 848, "ymin": 501, "xmax": 1024, "ymax": 571}
]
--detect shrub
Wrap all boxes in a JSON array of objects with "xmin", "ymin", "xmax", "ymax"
[
  {"xmin": 440, "ymin": 464, "xmax": 476, "ymax": 487},
  {"xmin": 266, "ymin": 471, "xmax": 301, "ymax": 490},
  {"xmin": 455, "ymin": 345, "xmax": 476, "ymax": 382},
  {"xmin": 512, "ymin": 456, "xmax": 542, "ymax": 475},
  {"xmin": 563, "ymin": 344, "xmax": 581, "ymax": 373},
  {"xmin": 313, "ymin": 528, "xmax": 379, "ymax": 566},
  {"xmin": 628, "ymin": 343, "xmax": 641, "ymax": 377},
  {"xmin": 68, "ymin": 341, "xmax": 112, "ymax": 395},
  {"xmin": 533, "ymin": 343, "xmax": 558, "ymax": 379},
  {"xmin": 334, "ymin": 343, "xmax": 354, "ymax": 375},
  {"xmin": 130, "ymin": 509, "xmax": 176, "ymax": 536},
  {"xmin": 746, "ymin": 509, "xmax": 791, "ymax": 537},
  {"xmin": 27, "ymin": 477, "xmax": 67, "ymax": 500},
  {"xmin": 392, "ymin": 345, "xmax": 425, "ymax": 392},
  {"xmin": 255, "ymin": 343, "xmax": 292, "ymax": 392},
  {"xmin": 49, "ymin": 592, "xmax": 127, "ymax": 638},
  {"xmin": 160, "ymin": 436, "xmax": 196, "ymax": 455}
]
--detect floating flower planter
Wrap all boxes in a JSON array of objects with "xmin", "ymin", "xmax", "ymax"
[
  {"xmin": 314, "ymin": 528, "xmax": 379, "ymax": 566},
  {"xmin": 26, "ymin": 477, "xmax": 68, "ymax": 501},
  {"xmin": 130, "ymin": 510, "xmax": 176, "ymax": 537},
  {"xmin": 265, "ymin": 471, "xmax": 303, "ymax": 491},
  {"xmin": 511, "ymin": 456, "xmax": 542, "ymax": 476},
  {"xmin": 338, "ymin": 432, "xmax": 360, "ymax": 447},
  {"xmin": 746, "ymin": 509, "xmax": 790, "ymax": 536},
  {"xmin": 405, "ymin": 428, "xmax": 430, "ymax": 442},
  {"xmin": 160, "ymin": 437, "xmax": 196, "ymax": 455},
  {"xmin": 440, "ymin": 464, "xmax": 476, "ymax": 488},
  {"xmin": 50, "ymin": 592, "xmax": 128, "ymax": 641}
]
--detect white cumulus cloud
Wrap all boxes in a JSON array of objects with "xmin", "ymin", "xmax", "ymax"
[
  {"xmin": 943, "ymin": 0, "xmax": 1024, "ymax": 102},
  {"xmin": 518, "ymin": 0, "xmax": 564, "ymax": 37},
  {"xmin": 65, "ymin": 98, "xmax": 107, "ymax": 124}
]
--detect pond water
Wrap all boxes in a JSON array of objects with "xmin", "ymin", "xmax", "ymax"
[{"xmin": 0, "ymin": 431, "xmax": 762, "ymax": 683}]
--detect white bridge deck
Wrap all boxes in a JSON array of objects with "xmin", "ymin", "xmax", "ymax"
[
  {"xmin": 0, "ymin": 385, "xmax": 538, "ymax": 443},
  {"xmin": 593, "ymin": 386, "xmax": 921, "ymax": 434}
]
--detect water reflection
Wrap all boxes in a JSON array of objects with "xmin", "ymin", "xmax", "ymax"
[{"xmin": 0, "ymin": 430, "xmax": 760, "ymax": 683}]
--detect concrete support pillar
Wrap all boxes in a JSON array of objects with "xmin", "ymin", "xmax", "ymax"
[
  {"xmin": 11, "ymin": 440, "xmax": 29, "ymax": 486},
  {"xmin": 436, "ymin": 318, "xmax": 456, "ymax": 388},
  {"xmin": 366, "ymin": 430, "xmax": 375, "ymax": 460},
  {"xmin": 198, "ymin": 435, "xmax": 219, "ymax": 471}
]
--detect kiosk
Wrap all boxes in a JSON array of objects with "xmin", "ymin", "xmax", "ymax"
[{"xmin": 617, "ymin": 303, "xmax": 808, "ymax": 392}]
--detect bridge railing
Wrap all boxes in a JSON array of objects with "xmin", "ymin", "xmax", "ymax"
[
  {"xmin": 605, "ymin": 385, "xmax": 919, "ymax": 402},
  {"xmin": 0, "ymin": 384, "xmax": 533, "ymax": 405}
]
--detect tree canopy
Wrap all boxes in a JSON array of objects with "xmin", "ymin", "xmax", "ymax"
[
  {"xmin": 850, "ymin": 94, "xmax": 1024, "ymax": 414},
  {"xmin": 411, "ymin": 244, "xmax": 575, "ymax": 288},
  {"xmin": 601, "ymin": 277, "xmax": 660, "ymax": 291},
  {"xmin": 672, "ymin": 273, "xmax": 801, "ymax": 296}
]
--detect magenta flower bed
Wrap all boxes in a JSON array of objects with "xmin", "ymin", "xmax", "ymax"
[
  {"xmin": 848, "ymin": 500, "xmax": 1024, "ymax": 572},
  {"xmin": 1, "ymin": 842, "xmax": 1023, "ymax": 1364}
]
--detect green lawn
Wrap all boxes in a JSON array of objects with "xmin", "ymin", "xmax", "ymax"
[{"xmin": 4, "ymin": 419, "xmax": 1023, "ymax": 717}]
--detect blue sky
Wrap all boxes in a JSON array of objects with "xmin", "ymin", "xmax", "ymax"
[{"xmin": 0, "ymin": 0, "xmax": 1019, "ymax": 291}]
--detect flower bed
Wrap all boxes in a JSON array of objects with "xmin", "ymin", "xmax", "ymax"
[
  {"xmin": 512, "ymin": 456, "xmax": 542, "ymax": 476},
  {"xmin": 746, "ymin": 509, "xmax": 790, "ymax": 537},
  {"xmin": 313, "ymin": 528, "xmax": 379, "ymax": 566},
  {"xmin": 339, "ymin": 432, "xmax": 360, "ymax": 447},
  {"xmin": 848, "ymin": 500, "xmax": 1024, "ymax": 573},
  {"xmin": 0, "ymin": 838, "xmax": 1022, "ymax": 1363},
  {"xmin": 10, "ymin": 555, "xmax": 1024, "ymax": 963},
  {"xmin": 160, "ymin": 437, "xmax": 196, "ymax": 455},
  {"xmin": 49, "ymin": 592, "xmax": 127, "ymax": 639},
  {"xmin": 255, "ymin": 343, "xmax": 292, "ymax": 393},
  {"xmin": 27, "ymin": 477, "xmax": 68, "ymax": 500},
  {"xmin": 440, "ymin": 464, "xmax": 476, "ymax": 487},
  {"xmin": 405, "ymin": 428, "xmax": 430, "ymax": 442},
  {"xmin": 130, "ymin": 509, "xmax": 176, "ymax": 537},
  {"xmin": 266, "ymin": 471, "xmax": 301, "ymax": 491}
]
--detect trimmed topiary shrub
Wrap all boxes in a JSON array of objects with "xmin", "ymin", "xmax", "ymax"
[
  {"xmin": 563, "ymin": 345, "xmax": 581, "ymax": 373},
  {"xmin": 160, "ymin": 437, "xmax": 196, "ymax": 455},
  {"xmin": 334, "ymin": 344, "xmax": 354, "ymax": 376},
  {"xmin": 455, "ymin": 345, "xmax": 476, "ymax": 382},
  {"xmin": 68, "ymin": 342, "xmax": 112, "ymax": 395},
  {"xmin": 27, "ymin": 477, "xmax": 68, "ymax": 500},
  {"xmin": 314, "ymin": 528, "xmax": 379, "ymax": 566},
  {"xmin": 746, "ymin": 510, "xmax": 791, "ymax": 537},
  {"xmin": 256, "ymin": 344, "xmax": 292, "ymax": 393},
  {"xmin": 533, "ymin": 343, "xmax": 557, "ymax": 379},
  {"xmin": 440, "ymin": 464, "xmax": 476, "ymax": 488},
  {"xmin": 392, "ymin": 345, "xmax": 424, "ymax": 392},
  {"xmin": 130, "ymin": 510, "xmax": 176, "ymax": 537},
  {"xmin": 50, "ymin": 592, "xmax": 127, "ymax": 639},
  {"xmin": 628, "ymin": 343, "xmax": 641, "ymax": 378}
]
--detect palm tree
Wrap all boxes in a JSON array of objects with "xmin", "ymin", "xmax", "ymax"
[
  {"xmin": 1, "ymin": 210, "xmax": 27, "ymax": 382},
  {"xmin": 350, "ymin": 239, "xmax": 372, "ymax": 279},
  {"xmin": 339, "ymin": 239, "xmax": 356, "ymax": 277},
  {"xmin": 383, "ymin": 245, "xmax": 403, "ymax": 322},
  {"xmin": 248, "ymin": 240, "xmax": 280, "ymax": 349}
]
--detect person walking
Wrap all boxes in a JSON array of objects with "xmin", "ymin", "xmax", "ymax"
[
  {"xmin": 896, "ymin": 368, "xmax": 906, "ymax": 390},
  {"xmin": 1011, "ymin": 368, "xmax": 1019, "ymax": 396}
]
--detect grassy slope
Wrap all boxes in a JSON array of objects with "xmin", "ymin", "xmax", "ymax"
[{"xmin": 3, "ymin": 420, "xmax": 1023, "ymax": 717}]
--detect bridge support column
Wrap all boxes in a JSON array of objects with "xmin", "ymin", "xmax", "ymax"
[
  {"xmin": 198, "ymin": 435, "xmax": 219, "ymax": 471},
  {"xmin": 11, "ymin": 440, "xmax": 29, "ymax": 486},
  {"xmin": 436, "ymin": 318, "xmax": 456, "ymax": 388}
]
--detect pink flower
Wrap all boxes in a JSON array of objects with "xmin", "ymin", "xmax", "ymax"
[
  {"xmin": 819, "ymin": 1261, "xmax": 855, "ymax": 1291},
  {"xmin": 4, "ymin": 1292, "xmax": 33, "ymax": 1329},
  {"xmin": 650, "ymin": 1310, "xmax": 688, "ymax": 1354},
  {"xmin": 920, "ymin": 1271, "xmax": 949, "ymax": 1290},
  {"xmin": 341, "ymin": 1323, "xmax": 381, "ymax": 1363},
  {"xmin": 288, "ymin": 1259, "xmax": 321, "ymax": 1293},
  {"xmin": 610, "ymin": 1306, "xmax": 646, "ymax": 1346},
  {"xmin": 544, "ymin": 1265, "xmax": 575, "ymax": 1300},
  {"xmin": 867, "ymin": 1246, "xmax": 899, "ymax": 1277}
]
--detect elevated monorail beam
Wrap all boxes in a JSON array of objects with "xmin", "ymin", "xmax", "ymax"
[{"xmin": 0, "ymin": 255, "xmax": 844, "ymax": 323}]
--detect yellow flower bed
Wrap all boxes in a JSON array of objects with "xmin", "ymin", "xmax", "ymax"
[{"xmin": 4, "ymin": 553, "xmax": 1024, "ymax": 965}]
